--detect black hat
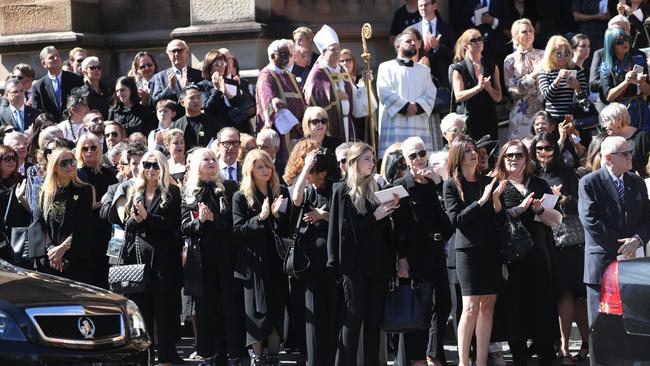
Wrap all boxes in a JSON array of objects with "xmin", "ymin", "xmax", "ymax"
[{"xmin": 475, "ymin": 134, "xmax": 498, "ymax": 156}]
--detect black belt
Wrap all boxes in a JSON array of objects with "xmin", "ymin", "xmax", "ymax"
[{"xmin": 426, "ymin": 233, "xmax": 443, "ymax": 241}]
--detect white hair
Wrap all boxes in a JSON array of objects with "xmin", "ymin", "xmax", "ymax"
[
  {"xmin": 267, "ymin": 39, "xmax": 294, "ymax": 61},
  {"xmin": 81, "ymin": 56, "xmax": 100, "ymax": 70},
  {"xmin": 402, "ymin": 136, "xmax": 425, "ymax": 153},
  {"xmin": 3, "ymin": 131, "xmax": 28, "ymax": 145},
  {"xmin": 440, "ymin": 113, "xmax": 467, "ymax": 132},
  {"xmin": 256, "ymin": 128, "xmax": 281, "ymax": 147},
  {"xmin": 608, "ymin": 15, "xmax": 630, "ymax": 30},
  {"xmin": 601, "ymin": 136, "xmax": 627, "ymax": 158}
]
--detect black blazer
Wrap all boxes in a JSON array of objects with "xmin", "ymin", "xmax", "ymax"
[
  {"xmin": 579, "ymin": 167, "xmax": 650, "ymax": 284},
  {"xmin": 31, "ymin": 71, "xmax": 84, "ymax": 122},
  {"xmin": 151, "ymin": 66, "xmax": 204, "ymax": 117},
  {"xmin": 410, "ymin": 18, "xmax": 455, "ymax": 89},
  {"xmin": 0, "ymin": 104, "xmax": 39, "ymax": 132},
  {"xmin": 463, "ymin": 0, "xmax": 507, "ymax": 62},
  {"xmin": 124, "ymin": 184, "xmax": 183, "ymax": 287},
  {"xmin": 443, "ymin": 175, "xmax": 504, "ymax": 250},
  {"xmin": 172, "ymin": 113, "xmax": 223, "ymax": 150}
]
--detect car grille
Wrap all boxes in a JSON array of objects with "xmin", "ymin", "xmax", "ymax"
[{"xmin": 25, "ymin": 305, "xmax": 126, "ymax": 347}]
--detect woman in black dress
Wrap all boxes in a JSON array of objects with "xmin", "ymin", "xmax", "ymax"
[
  {"xmin": 108, "ymin": 76, "xmax": 156, "ymax": 136},
  {"xmin": 232, "ymin": 149, "xmax": 291, "ymax": 366},
  {"xmin": 530, "ymin": 133, "xmax": 588, "ymax": 363},
  {"xmin": 181, "ymin": 148, "xmax": 243, "ymax": 365},
  {"xmin": 443, "ymin": 136, "xmax": 506, "ymax": 366},
  {"xmin": 32, "ymin": 148, "xmax": 93, "ymax": 283},
  {"xmin": 394, "ymin": 137, "xmax": 454, "ymax": 366},
  {"xmin": 122, "ymin": 150, "xmax": 183, "ymax": 366},
  {"xmin": 291, "ymin": 148, "xmax": 340, "ymax": 366},
  {"xmin": 493, "ymin": 140, "xmax": 562, "ymax": 366},
  {"xmin": 75, "ymin": 133, "xmax": 118, "ymax": 288},
  {"xmin": 327, "ymin": 142, "xmax": 399, "ymax": 366},
  {"xmin": 0, "ymin": 146, "xmax": 30, "ymax": 264},
  {"xmin": 451, "ymin": 29, "xmax": 502, "ymax": 141}
]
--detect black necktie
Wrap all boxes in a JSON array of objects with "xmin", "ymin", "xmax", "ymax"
[{"xmin": 396, "ymin": 58, "xmax": 414, "ymax": 67}]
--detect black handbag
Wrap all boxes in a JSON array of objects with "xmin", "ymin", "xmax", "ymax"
[
  {"xmin": 227, "ymin": 99, "xmax": 256, "ymax": 126},
  {"xmin": 552, "ymin": 213, "xmax": 585, "ymax": 248},
  {"xmin": 108, "ymin": 233, "xmax": 149, "ymax": 295},
  {"xmin": 432, "ymin": 76, "xmax": 451, "ymax": 114},
  {"xmin": 3, "ymin": 189, "xmax": 30, "ymax": 261},
  {"xmin": 571, "ymin": 97, "xmax": 599, "ymax": 129},
  {"xmin": 183, "ymin": 238, "xmax": 203, "ymax": 297},
  {"xmin": 499, "ymin": 216, "xmax": 534, "ymax": 263},
  {"xmin": 382, "ymin": 276, "xmax": 433, "ymax": 333},
  {"xmin": 282, "ymin": 205, "xmax": 310, "ymax": 278}
]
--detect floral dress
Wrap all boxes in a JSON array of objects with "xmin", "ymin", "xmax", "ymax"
[{"xmin": 504, "ymin": 48, "xmax": 545, "ymax": 140}]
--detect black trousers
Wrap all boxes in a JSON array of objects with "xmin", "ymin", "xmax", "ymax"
[
  {"xmin": 303, "ymin": 269, "xmax": 341, "ymax": 366},
  {"xmin": 284, "ymin": 276, "xmax": 306, "ymax": 352},
  {"xmin": 129, "ymin": 281, "xmax": 181, "ymax": 364},
  {"xmin": 336, "ymin": 274, "xmax": 387, "ymax": 366},
  {"xmin": 194, "ymin": 271, "xmax": 245, "ymax": 359}
]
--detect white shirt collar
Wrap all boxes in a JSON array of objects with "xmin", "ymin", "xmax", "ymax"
[
  {"xmin": 9, "ymin": 104, "xmax": 24, "ymax": 114},
  {"xmin": 173, "ymin": 66, "xmax": 188, "ymax": 75},
  {"xmin": 219, "ymin": 159, "xmax": 237, "ymax": 170},
  {"xmin": 48, "ymin": 71, "xmax": 62, "ymax": 80},
  {"xmin": 606, "ymin": 166, "xmax": 625, "ymax": 182}
]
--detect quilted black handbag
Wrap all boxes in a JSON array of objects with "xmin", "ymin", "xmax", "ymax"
[
  {"xmin": 382, "ymin": 275, "xmax": 433, "ymax": 333},
  {"xmin": 499, "ymin": 216, "xmax": 534, "ymax": 263},
  {"xmin": 108, "ymin": 233, "xmax": 149, "ymax": 295},
  {"xmin": 282, "ymin": 204, "xmax": 310, "ymax": 278},
  {"xmin": 552, "ymin": 213, "xmax": 585, "ymax": 247},
  {"xmin": 571, "ymin": 97, "xmax": 598, "ymax": 129}
]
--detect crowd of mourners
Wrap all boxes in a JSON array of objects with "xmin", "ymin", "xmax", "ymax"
[{"xmin": 2, "ymin": 0, "xmax": 650, "ymax": 366}]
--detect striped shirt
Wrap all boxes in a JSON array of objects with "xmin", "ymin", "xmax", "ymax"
[{"xmin": 538, "ymin": 68, "xmax": 588, "ymax": 121}]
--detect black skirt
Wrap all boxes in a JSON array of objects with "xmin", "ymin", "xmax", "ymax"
[
  {"xmin": 553, "ymin": 244, "xmax": 586, "ymax": 298},
  {"xmin": 456, "ymin": 247, "xmax": 502, "ymax": 296}
]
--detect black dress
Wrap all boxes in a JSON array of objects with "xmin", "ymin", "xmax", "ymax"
[
  {"xmin": 327, "ymin": 181, "xmax": 395, "ymax": 366},
  {"xmin": 78, "ymin": 166, "xmax": 118, "ymax": 288},
  {"xmin": 452, "ymin": 58, "xmax": 498, "ymax": 141},
  {"xmin": 535, "ymin": 165, "xmax": 585, "ymax": 297},
  {"xmin": 626, "ymin": 129, "xmax": 650, "ymax": 178},
  {"xmin": 394, "ymin": 172, "xmax": 454, "ymax": 363},
  {"xmin": 181, "ymin": 180, "xmax": 243, "ymax": 359},
  {"xmin": 299, "ymin": 184, "xmax": 340, "ymax": 366},
  {"xmin": 443, "ymin": 175, "xmax": 503, "ymax": 296},
  {"xmin": 108, "ymin": 103, "xmax": 156, "ymax": 136},
  {"xmin": 232, "ymin": 186, "xmax": 292, "ymax": 346},
  {"xmin": 499, "ymin": 176, "xmax": 559, "ymax": 365}
]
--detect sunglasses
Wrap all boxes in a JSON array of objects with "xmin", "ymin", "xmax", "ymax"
[
  {"xmin": 2, "ymin": 154, "xmax": 17, "ymax": 163},
  {"xmin": 142, "ymin": 161, "xmax": 160, "ymax": 170},
  {"xmin": 535, "ymin": 145, "xmax": 554, "ymax": 152},
  {"xmin": 212, "ymin": 60, "xmax": 227, "ymax": 68},
  {"xmin": 446, "ymin": 127, "xmax": 465, "ymax": 134},
  {"xmin": 58, "ymin": 158, "xmax": 77, "ymax": 168},
  {"xmin": 504, "ymin": 152, "xmax": 525, "ymax": 160},
  {"xmin": 43, "ymin": 148, "xmax": 53, "ymax": 156},
  {"xmin": 138, "ymin": 63, "xmax": 154, "ymax": 70},
  {"xmin": 87, "ymin": 65, "xmax": 102, "ymax": 71},
  {"xmin": 555, "ymin": 50, "xmax": 571, "ymax": 58},
  {"xmin": 81, "ymin": 145, "xmax": 98, "ymax": 152},
  {"xmin": 339, "ymin": 58, "xmax": 353, "ymax": 64},
  {"xmin": 104, "ymin": 131, "xmax": 119, "ymax": 138},
  {"xmin": 338, "ymin": 158, "xmax": 347, "ymax": 165},
  {"xmin": 468, "ymin": 36, "xmax": 484, "ymax": 44},
  {"xmin": 615, "ymin": 37, "xmax": 630, "ymax": 46},
  {"xmin": 408, "ymin": 150, "xmax": 427, "ymax": 160},
  {"xmin": 309, "ymin": 118, "xmax": 328, "ymax": 125},
  {"xmin": 11, "ymin": 75, "xmax": 23, "ymax": 80},
  {"xmin": 169, "ymin": 48, "xmax": 186, "ymax": 54},
  {"xmin": 611, "ymin": 149, "xmax": 633, "ymax": 158}
]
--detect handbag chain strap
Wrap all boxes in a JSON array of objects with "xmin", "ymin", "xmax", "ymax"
[{"xmin": 135, "ymin": 232, "xmax": 143, "ymax": 265}]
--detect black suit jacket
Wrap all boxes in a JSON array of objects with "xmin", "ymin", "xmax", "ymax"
[
  {"xmin": 579, "ymin": 167, "xmax": 650, "ymax": 284},
  {"xmin": 410, "ymin": 18, "xmax": 455, "ymax": 88},
  {"xmin": 31, "ymin": 71, "xmax": 84, "ymax": 123},
  {"xmin": 0, "ymin": 104, "xmax": 39, "ymax": 132},
  {"xmin": 151, "ymin": 66, "xmax": 204, "ymax": 115},
  {"xmin": 463, "ymin": 0, "xmax": 507, "ymax": 63},
  {"xmin": 171, "ymin": 113, "xmax": 223, "ymax": 150}
]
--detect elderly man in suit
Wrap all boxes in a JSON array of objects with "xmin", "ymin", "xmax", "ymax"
[
  {"xmin": 31, "ymin": 46, "xmax": 84, "ymax": 123},
  {"xmin": 0, "ymin": 78, "xmax": 39, "ymax": 133},
  {"xmin": 152, "ymin": 39, "xmax": 204, "ymax": 113},
  {"xmin": 578, "ymin": 135, "xmax": 650, "ymax": 325}
]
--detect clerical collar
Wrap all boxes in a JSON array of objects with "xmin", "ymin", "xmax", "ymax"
[{"xmin": 396, "ymin": 58, "xmax": 414, "ymax": 67}]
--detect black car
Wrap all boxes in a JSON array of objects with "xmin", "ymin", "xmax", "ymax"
[
  {"xmin": 590, "ymin": 258, "xmax": 650, "ymax": 366},
  {"xmin": 0, "ymin": 260, "xmax": 150, "ymax": 365}
]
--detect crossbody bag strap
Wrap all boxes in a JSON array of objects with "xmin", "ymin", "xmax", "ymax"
[{"xmin": 4, "ymin": 187, "xmax": 13, "ymax": 223}]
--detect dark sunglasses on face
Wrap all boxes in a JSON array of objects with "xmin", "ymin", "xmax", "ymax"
[
  {"xmin": 468, "ymin": 36, "xmax": 484, "ymax": 44},
  {"xmin": 58, "ymin": 158, "xmax": 76, "ymax": 168},
  {"xmin": 81, "ymin": 145, "xmax": 98, "ymax": 152},
  {"xmin": 87, "ymin": 65, "xmax": 102, "ymax": 71},
  {"xmin": 142, "ymin": 161, "xmax": 160, "ymax": 170},
  {"xmin": 338, "ymin": 158, "xmax": 347, "ymax": 165},
  {"xmin": 105, "ymin": 131, "xmax": 119, "ymax": 138},
  {"xmin": 615, "ymin": 37, "xmax": 630, "ymax": 46},
  {"xmin": 138, "ymin": 63, "xmax": 154, "ymax": 70},
  {"xmin": 43, "ymin": 148, "xmax": 53, "ymax": 156},
  {"xmin": 611, "ymin": 149, "xmax": 633, "ymax": 158},
  {"xmin": 408, "ymin": 150, "xmax": 427, "ymax": 160},
  {"xmin": 339, "ymin": 58, "xmax": 353, "ymax": 64},
  {"xmin": 535, "ymin": 145, "xmax": 554, "ymax": 152},
  {"xmin": 504, "ymin": 152, "xmax": 525, "ymax": 160},
  {"xmin": 2, "ymin": 154, "xmax": 17, "ymax": 163},
  {"xmin": 309, "ymin": 118, "xmax": 328, "ymax": 125},
  {"xmin": 555, "ymin": 50, "xmax": 571, "ymax": 58}
]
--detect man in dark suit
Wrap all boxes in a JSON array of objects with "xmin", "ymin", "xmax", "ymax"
[
  {"xmin": 0, "ymin": 78, "xmax": 39, "ymax": 133},
  {"xmin": 31, "ymin": 46, "xmax": 84, "ymax": 123},
  {"xmin": 578, "ymin": 135, "xmax": 650, "ymax": 325},
  {"xmin": 214, "ymin": 127, "xmax": 243, "ymax": 184},
  {"xmin": 151, "ymin": 39, "xmax": 204, "ymax": 118},
  {"xmin": 462, "ymin": 0, "xmax": 506, "ymax": 70},
  {"xmin": 411, "ymin": 0, "xmax": 455, "ymax": 89}
]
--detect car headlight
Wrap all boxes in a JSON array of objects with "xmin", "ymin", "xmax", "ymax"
[
  {"xmin": 125, "ymin": 300, "xmax": 147, "ymax": 338},
  {"xmin": 0, "ymin": 311, "xmax": 26, "ymax": 341}
]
